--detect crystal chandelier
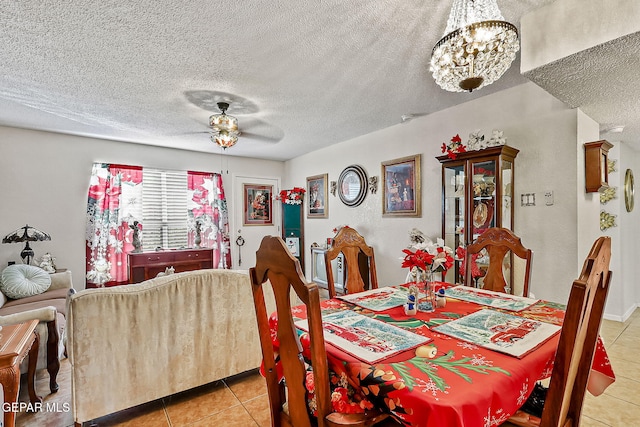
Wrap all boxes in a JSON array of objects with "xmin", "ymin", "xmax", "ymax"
[
  {"xmin": 430, "ymin": 0, "xmax": 519, "ymax": 92},
  {"xmin": 209, "ymin": 102, "xmax": 239, "ymax": 148}
]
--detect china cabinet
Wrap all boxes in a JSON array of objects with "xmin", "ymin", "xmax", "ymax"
[{"xmin": 437, "ymin": 145, "xmax": 519, "ymax": 284}]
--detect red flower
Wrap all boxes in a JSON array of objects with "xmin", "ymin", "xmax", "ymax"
[
  {"xmin": 401, "ymin": 249, "xmax": 435, "ymax": 271},
  {"xmin": 305, "ymin": 371, "xmax": 316, "ymax": 393},
  {"xmin": 442, "ymin": 133, "xmax": 467, "ymax": 160}
]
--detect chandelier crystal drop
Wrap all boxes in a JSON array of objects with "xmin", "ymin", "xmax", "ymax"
[
  {"xmin": 209, "ymin": 102, "xmax": 240, "ymax": 149},
  {"xmin": 430, "ymin": 0, "xmax": 519, "ymax": 93}
]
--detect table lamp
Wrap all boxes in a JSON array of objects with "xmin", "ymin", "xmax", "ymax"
[{"xmin": 2, "ymin": 224, "xmax": 51, "ymax": 265}]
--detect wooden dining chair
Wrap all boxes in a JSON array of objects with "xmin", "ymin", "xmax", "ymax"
[
  {"xmin": 464, "ymin": 227, "xmax": 533, "ymax": 296},
  {"xmin": 504, "ymin": 236, "xmax": 612, "ymax": 427},
  {"xmin": 325, "ymin": 227, "xmax": 378, "ymax": 298},
  {"xmin": 250, "ymin": 235, "xmax": 390, "ymax": 427}
]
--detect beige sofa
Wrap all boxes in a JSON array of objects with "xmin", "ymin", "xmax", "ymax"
[
  {"xmin": 68, "ymin": 269, "xmax": 274, "ymax": 426},
  {"xmin": 0, "ymin": 270, "xmax": 72, "ymax": 393}
]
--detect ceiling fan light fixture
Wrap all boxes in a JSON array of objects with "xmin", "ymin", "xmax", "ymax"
[
  {"xmin": 209, "ymin": 101, "xmax": 240, "ymax": 148},
  {"xmin": 210, "ymin": 129, "xmax": 238, "ymax": 149},
  {"xmin": 430, "ymin": 0, "xmax": 519, "ymax": 93}
]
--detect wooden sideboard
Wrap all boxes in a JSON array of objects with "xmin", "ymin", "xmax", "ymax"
[{"xmin": 128, "ymin": 248, "xmax": 213, "ymax": 283}]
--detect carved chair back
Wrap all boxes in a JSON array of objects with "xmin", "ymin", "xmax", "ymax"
[
  {"xmin": 506, "ymin": 236, "xmax": 612, "ymax": 427},
  {"xmin": 325, "ymin": 227, "xmax": 378, "ymax": 298},
  {"xmin": 250, "ymin": 235, "xmax": 388, "ymax": 427},
  {"xmin": 465, "ymin": 227, "xmax": 533, "ymax": 296},
  {"xmin": 541, "ymin": 236, "xmax": 612, "ymax": 426}
]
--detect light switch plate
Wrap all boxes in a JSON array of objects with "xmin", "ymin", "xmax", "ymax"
[{"xmin": 521, "ymin": 193, "xmax": 535, "ymax": 207}]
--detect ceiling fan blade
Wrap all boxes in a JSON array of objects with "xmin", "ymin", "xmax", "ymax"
[{"xmin": 239, "ymin": 131, "xmax": 282, "ymax": 143}]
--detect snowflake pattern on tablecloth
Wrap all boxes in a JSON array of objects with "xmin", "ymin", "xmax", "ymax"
[
  {"xmin": 540, "ymin": 364, "xmax": 553, "ymax": 379},
  {"xmin": 517, "ymin": 379, "xmax": 530, "ymax": 405},
  {"xmin": 484, "ymin": 407, "xmax": 509, "ymax": 427},
  {"xmin": 458, "ymin": 341, "xmax": 479, "ymax": 350},
  {"xmin": 414, "ymin": 377, "xmax": 450, "ymax": 398},
  {"xmin": 469, "ymin": 354, "xmax": 494, "ymax": 367}
]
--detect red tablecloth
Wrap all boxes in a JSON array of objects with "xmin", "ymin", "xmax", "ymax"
[{"xmin": 277, "ymin": 283, "xmax": 615, "ymax": 427}]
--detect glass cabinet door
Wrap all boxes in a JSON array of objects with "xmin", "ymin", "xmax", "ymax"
[
  {"xmin": 501, "ymin": 160, "xmax": 513, "ymax": 230},
  {"xmin": 443, "ymin": 163, "xmax": 464, "ymax": 283},
  {"xmin": 470, "ymin": 159, "xmax": 497, "ymax": 241}
]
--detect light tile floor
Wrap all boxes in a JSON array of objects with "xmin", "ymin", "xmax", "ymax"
[{"xmin": 13, "ymin": 307, "xmax": 640, "ymax": 427}]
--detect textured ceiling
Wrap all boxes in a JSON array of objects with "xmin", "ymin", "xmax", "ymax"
[
  {"xmin": 525, "ymin": 31, "xmax": 640, "ymax": 148},
  {"xmin": 0, "ymin": 0, "xmax": 577, "ymax": 161}
]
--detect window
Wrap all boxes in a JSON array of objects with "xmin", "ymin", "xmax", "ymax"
[
  {"xmin": 85, "ymin": 164, "xmax": 231, "ymax": 287},
  {"xmin": 142, "ymin": 169, "xmax": 188, "ymax": 251}
]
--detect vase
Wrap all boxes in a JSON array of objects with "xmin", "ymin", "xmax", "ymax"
[{"xmin": 417, "ymin": 270, "xmax": 437, "ymax": 312}]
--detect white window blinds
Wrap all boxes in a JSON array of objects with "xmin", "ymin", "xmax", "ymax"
[{"xmin": 142, "ymin": 169, "xmax": 188, "ymax": 250}]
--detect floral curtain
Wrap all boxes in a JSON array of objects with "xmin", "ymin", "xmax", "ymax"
[
  {"xmin": 187, "ymin": 171, "xmax": 231, "ymax": 268},
  {"xmin": 86, "ymin": 163, "xmax": 143, "ymax": 287}
]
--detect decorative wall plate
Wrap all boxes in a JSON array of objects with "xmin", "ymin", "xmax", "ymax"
[
  {"xmin": 473, "ymin": 202, "xmax": 488, "ymax": 228},
  {"xmin": 624, "ymin": 169, "xmax": 634, "ymax": 212},
  {"xmin": 338, "ymin": 165, "xmax": 368, "ymax": 207}
]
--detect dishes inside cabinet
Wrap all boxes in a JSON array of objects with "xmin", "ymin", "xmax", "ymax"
[
  {"xmin": 473, "ymin": 202, "xmax": 488, "ymax": 228},
  {"xmin": 473, "ymin": 198, "xmax": 495, "ymax": 229}
]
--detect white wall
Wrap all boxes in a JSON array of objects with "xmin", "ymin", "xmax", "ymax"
[
  {"xmin": 0, "ymin": 126, "xmax": 284, "ymax": 289},
  {"xmin": 619, "ymin": 142, "xmax": 640, "ymax": 318},
  {"xmin": 603, "ymin": 140, "xmax": 640, "ymax": 321},
  {"xmin": 285, "ymin": 82, "xmax": 597, "ymax": 305}
]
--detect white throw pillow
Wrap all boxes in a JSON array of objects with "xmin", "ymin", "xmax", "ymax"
[{"xmin": 0, "ymin": 264, "xmax": 52, "ymax": 299}]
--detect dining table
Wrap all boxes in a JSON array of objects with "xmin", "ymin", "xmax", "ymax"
[{"xmin": 269, "ymin": 282, "xmax": 616, "ymax": 427}]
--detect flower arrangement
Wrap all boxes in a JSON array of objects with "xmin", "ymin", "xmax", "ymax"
[
  {"xmin": 441, "ymin": 134, "xmax": 466, "ymax": 159},
  {"xmin": 401, "ymin": 233, "xmax": 454, "ymax": 278},
  {"xmin": 278, "ymin": 187, "xmax": 306, "ymax": 205},
  {"xmin": 467, "ymin": 129, "xmax": 507, "ymax": 151}
]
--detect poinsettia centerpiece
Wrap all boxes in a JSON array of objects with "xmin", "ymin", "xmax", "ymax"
[{"xmin": 402, "ymin": 230, "xmax": 454, "ymax": 279}]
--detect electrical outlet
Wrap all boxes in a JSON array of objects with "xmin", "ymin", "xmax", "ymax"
[{"xmin": 544, "ymin": 191, "xmax": 554, "ymax": 206}]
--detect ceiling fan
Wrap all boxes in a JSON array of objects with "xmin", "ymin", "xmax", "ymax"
[
  {"xmin": 209, "ymin": 102, "xmax": 240, "ymax": 149},
  {"xmin": 182, "ymin": 91, "xmax": 283, "ymax": 148}
]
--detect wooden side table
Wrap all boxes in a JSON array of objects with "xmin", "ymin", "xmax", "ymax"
[{"xmin": 0, "ymin": 320, "xmax": 42, "ymax": 427}]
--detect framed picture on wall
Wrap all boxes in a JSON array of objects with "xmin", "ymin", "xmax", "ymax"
[
  {"xmin": 243, "ymin": 184, "xmax": 273, "ymax": 225},
  {"xmin": 382, "ymin": 154, "xmax": 422, "ymax": 217},
  {"xmin": 307, "ymin": 174, "xmax": 328, "ymax": 218}
]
